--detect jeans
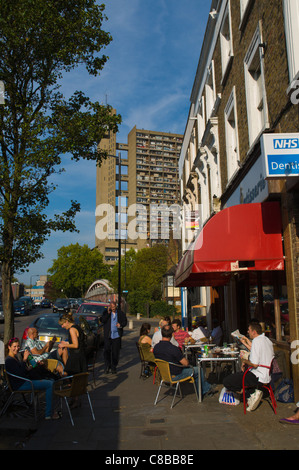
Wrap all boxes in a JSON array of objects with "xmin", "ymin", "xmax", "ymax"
[
  {"xmin": 173, "ymin": 367, "xmax": 211, "ymax": 396},
  {"xmin": 18, "ymin": 379, "xmax": 54, "ymax": 418}
]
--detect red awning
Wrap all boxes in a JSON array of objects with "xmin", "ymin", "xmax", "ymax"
[{"xmin": 175, "ymin": 202, "xmax": 284, "ymax": 287}]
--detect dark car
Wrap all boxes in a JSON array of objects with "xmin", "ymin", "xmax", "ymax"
[
  {"xmin": 73, "ymin": 313, "xmax": 104, "ymax": 347},
  {"xmin": 13, "ymin": 300, "xmax": 30, "ymax": 316},
  {"xmin": 21, "ymin": 312, "xmax": 104, "ymax": 350},
  {"xmin": 76, "ymin": 301, "xmax": 109, "ymax": 317},
  {"xmin": 19, "ymin": 296, "xmax": 34, "ymax": 310},
  {"xmin": 41, "ymin": 299, "xmax": 52, "ymax": 308},
  {"xmin": 52, "ymin": 298, "xmax": 71, "ymax": 313}
]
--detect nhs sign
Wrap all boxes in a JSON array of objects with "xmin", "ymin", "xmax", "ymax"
[{"xmin": 261, "ymin": 133, "xmax": 299, "ymax": 179}]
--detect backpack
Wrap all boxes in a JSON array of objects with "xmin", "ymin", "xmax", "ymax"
[{"xmin": 274, "ymin": 379, "xmax": 294, "ymax": 403}]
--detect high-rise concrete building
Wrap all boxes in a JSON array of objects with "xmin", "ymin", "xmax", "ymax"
[{"xmin": 95, "ymin": 123, "xmax": 183, "ymax": 265}]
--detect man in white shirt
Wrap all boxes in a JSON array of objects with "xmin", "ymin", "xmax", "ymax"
[{"xmin": 223, "ymin": 322, "xmax": 274, "ymax": 411}]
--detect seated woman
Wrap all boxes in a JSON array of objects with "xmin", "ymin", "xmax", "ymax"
[
  {"xmin": 138, "ymin": 323, "xmax": 156, "ymax": 372},
  {"xmin": 5, "ymin": 337, "xmax": 59, "ymax": 420}
]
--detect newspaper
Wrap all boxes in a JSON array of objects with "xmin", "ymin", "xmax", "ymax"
[{"xmin": 231, "ymin": 329, "xmax": 244, "ymax": 340}]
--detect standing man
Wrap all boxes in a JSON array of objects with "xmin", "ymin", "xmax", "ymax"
[{"xmin": 101, "ymin": 301, "xmax": 127, "ymax": 374}]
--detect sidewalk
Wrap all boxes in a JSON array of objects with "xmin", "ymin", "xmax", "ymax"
[{"xmin": 1, "ymin": 317, "xmax": 299, "ymax": 451}]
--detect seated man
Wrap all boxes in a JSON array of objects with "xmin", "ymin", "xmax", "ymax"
[
  {"xmin": 24, "ymin": 327, "xmax": 65, "ymax": 375},
  {"xmin": 223, "ymin": 322, "xmax": 274, "ymax": 411},
  {"xmin": 190, "ymin": 320, "xmax": 209, "ymax": 343},
  {"xmin": 153, "ymin": 325, "xmax": 215, "ymax": 398},
  {"xmin": 151, "ymin": 318, "xmax": 179, "ymax": 349},
  {"xmin": 171, "ymin": 318, "xmax": 195, "ymax": 350}
]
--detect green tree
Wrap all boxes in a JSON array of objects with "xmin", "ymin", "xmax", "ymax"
[
  {"xmin": 48, "ymin": 243, "xmax": 110, "ymax": 298},
  {"xmin": 0, "ymin": 1, "xmax": 121, "ymax": 342},
  {"xmin": 111, "ymin": 245, "xmax": 169, "ymax": 314}
]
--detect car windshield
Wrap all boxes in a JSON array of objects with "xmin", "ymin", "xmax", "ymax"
[
  {"xmin": 74, "ymin": 315, "xmax": 100, "ymax": 329},
  {"xmin": 35, "ymin": 316, "xmax": 65, "ymax": 334},
  {"xmin": 78, "ymin": 304, "xmax": 107, "ymax": 315},
  {"xmin": 55, "ymin": 299, "xmax": 68, "ymax": 305},
  {"xmin": 14, "ymin": 301, "xmax": 25, "ymax": 307}
]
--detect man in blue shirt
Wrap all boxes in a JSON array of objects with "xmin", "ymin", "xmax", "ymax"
[{"xmin": 101, "ymin": 301, "xmax": 127, "ymax": 374}]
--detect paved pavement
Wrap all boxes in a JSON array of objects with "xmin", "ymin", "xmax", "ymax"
[{"xmin": 1, "ymin": 317, "xmax": 299, "ymax": 454}]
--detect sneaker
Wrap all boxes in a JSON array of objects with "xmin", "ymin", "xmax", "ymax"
[{"xmin": 246, "ymin": 389, "xmax": 263, "ymax": 411}]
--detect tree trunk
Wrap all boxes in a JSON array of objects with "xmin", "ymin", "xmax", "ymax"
[{"xmin": 2, "ymin": 260, "xmax": 14, "ymax": 344}]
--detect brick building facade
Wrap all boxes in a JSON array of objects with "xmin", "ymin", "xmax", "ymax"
[{"xmin": 176, "ymin": 0, "xmax": 299, "ymax": 399}]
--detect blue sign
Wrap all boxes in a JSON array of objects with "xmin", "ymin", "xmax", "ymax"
[
  {"xmin": 267, "ymin": 154, "xmax": 299, "ymax": 176},
  {"xmin": 261, "ymin": 133, "xmax": 299, "ymax": 179}
]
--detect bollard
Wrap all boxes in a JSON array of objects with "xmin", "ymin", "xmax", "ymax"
[{"xmin": 129, "ymin": 319, "xmax": 133, "ymax": 330}]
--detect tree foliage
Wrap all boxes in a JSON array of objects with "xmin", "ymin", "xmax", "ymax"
[
  {"xmin": 48, "ymin": 243, "xmax": 111, "ymax": 298},
  {"xmin": 111, "ymin": 245, "xmax": 169, "ymax": 315},
  {"xmin": 0, "ymin": 0, "xmax": 121, "ymax": 342}
]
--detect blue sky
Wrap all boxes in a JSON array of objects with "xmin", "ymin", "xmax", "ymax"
[{"xmin": 17, "ymin": 0, "xmax": 211, "ymax": 286}]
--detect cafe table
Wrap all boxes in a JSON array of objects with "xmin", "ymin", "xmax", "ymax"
[
  {"xmin": 197, "ymin": 350, "xmax": 240, "ymax": 402},
  {"xmin": 183, "ymin": 342, "xmax": 216, "ymax": 358}
]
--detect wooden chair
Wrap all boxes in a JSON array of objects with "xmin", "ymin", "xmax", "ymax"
[
  {"xmin": 242, "ymin": 363, "xmax": 277, "ymax": 414},
  {"xmin": 53, "ymin": 372, "xmax": 95, "ymax": 426},
  {"xmin": 0, "ymin": 370, "xmax": 42, "ymax": 421},
  {"xmin": 154, "ymin": 359, "xmax": 198, "ymax": 408}
]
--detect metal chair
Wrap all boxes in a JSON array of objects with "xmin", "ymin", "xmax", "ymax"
[
  {"xmin": 154, "ymin": 359, "xmax": 198, "ymax": 408},
  {"xmin": 53, "ymin": 372, "xmax": 95, "ymax": 426},
  {"xmin": 242, "ymin": 363, "xmax": 277, "ymax": 414},
  {"xmin": 0, "ymin": 370, "xmax": 42, "ymax": 421}
]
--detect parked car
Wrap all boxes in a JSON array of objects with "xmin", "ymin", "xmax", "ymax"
[
  {"xmin": 73, "ymin": 313, "xmax": 104, "ymax": 347},
  {"xmin": 0, "ymin": 302, "xmax": 4, "ymax": 323},
  {"xmin": 52, "ymin": 298, "xmax": 71, "ymax": 313},
  {"xmin": 19, "ymin": 296, "xmax": 34, "ymax": 310},
  {"xmin": 13, "ymin": 300, "xmax": 30, "ymax": 316},
  {"xmin": 21, "ymin": 313, "xmax": 67, "ymax": 349},
  {"xmin": 41, "ymin": 299, "xmax": 52, "ymax": 308},
  {"xmin": 21, "ymin": 312, "xmax": 104, "ymax": 350},
  {"xmin": 76, "ymin": 301, "xmax": 109, "ymax": 317}
]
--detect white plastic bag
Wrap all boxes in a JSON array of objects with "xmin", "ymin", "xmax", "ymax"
[{"xmin": 219, "ymin": 387, "xmax": 240, "ymax": 406}]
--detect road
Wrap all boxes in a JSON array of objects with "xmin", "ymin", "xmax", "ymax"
[{"xmin": 0, "ymin": 307, "xmax": 52, "ymax": 342}]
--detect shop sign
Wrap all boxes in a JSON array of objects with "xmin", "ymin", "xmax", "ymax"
[{"xmin": 261, "ymin": 133, "xmax": 299, "ymax": 179}]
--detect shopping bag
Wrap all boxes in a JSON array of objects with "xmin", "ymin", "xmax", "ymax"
[{"xmin": 219, "ymin": 387, "xmax": 240, "ymax": 406}]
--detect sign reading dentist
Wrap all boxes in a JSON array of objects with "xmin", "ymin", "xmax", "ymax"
[{"xmin": 261, "ymin": 133, "xmax": 299, "ymax": 179}]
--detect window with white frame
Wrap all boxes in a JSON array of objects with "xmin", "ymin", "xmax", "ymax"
[
  {"xmin": 283, "ymin": 0, "xmax": 299, "ymax": 84},
  {"xmin": 197, "ymin": 97, "xmax": 206, "ymax": 145},
  {"xmin": 244, "ymin": 25, "xmax": 269, "ymax": 146},
  {"xmin": 220, "ymin": 2, "xmax": 233, "ymax": 79},
  {"xmin": 205, "ymin": 61, "xmax": 216, "ymax": 121},
  {"xmin": 224, "ymin": 87, "xmax": 240, "ymax": 182}
]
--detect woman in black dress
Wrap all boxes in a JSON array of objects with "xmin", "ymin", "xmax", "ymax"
[{"xmin": 58, "ymin": 312, "xmax": 87, "ymax": 376}]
